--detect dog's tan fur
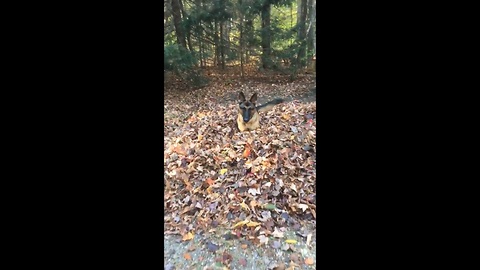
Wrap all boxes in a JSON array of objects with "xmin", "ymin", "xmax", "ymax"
[
  {"xmin": 237, "ymin": 110, "xmax": 260, "ymax": 131},
  {"xmin": 236, "ymin": 92, "xmax": 283, "ymax": 132}
]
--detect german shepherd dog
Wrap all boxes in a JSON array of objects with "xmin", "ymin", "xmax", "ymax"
[{"xmin": 237, "ymin": 92, "xmax": 284, "ymax": 132}]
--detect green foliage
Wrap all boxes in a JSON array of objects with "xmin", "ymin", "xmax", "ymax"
[
  {"xmin": 164, "ymin": 45, "xmax": 196, "ymax": 73},
  {"xmin": 226, "ymin": 49, "xmax": 238, "ymax": 62},
  {"xmin": 270, "ymin": 18, "xmax": 295, "ymax": 50},
  {"xmin": 164, "ymin": 0, "xmax": 314, "ymax": 75},
  {"xmin": 248, "ymin": 0, "xmax": 293, "ymax": 12},
  {"xmin": 164, "ymin": 44, "xmax": 208, "ymax": 87},
  {"xmin": 190, "ymin": 0, "xmax": 234, "ymax": 23}
]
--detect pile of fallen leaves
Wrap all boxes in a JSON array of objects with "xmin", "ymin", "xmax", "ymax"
[{"xmin": 164, "ymin": 83, "xmax": 316, "ymax": 245}]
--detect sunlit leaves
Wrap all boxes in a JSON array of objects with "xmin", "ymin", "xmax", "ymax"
[{"xmin": 182, "ymin": 232, "xmax": 194, "ymax": 241}]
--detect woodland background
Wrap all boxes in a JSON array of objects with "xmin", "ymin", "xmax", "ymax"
[{"xmin": 164, "ymin": 0, "xmax": 316, "ymax": 86}]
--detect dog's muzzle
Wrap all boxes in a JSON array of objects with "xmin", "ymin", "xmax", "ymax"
[{"xmin": 243, "ymin": 112, "xmax": 250, "ymax": 123}]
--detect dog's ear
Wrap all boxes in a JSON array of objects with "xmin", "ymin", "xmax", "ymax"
[
  {"xmin": 239, "ymin": 92, "xmax": 246, "ymax": 102},
  {"xmin": 249, "ymin": 93, "xmax": 257, "ymax": 103}
]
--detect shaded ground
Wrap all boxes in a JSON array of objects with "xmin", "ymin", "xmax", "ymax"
[
  {"xmin": 165, "ymin": 228, "xmax": 317, "ymax": 270},
  {"xmin": 164, "ymin": 68, "xmax": 316, "ymax": 269}
]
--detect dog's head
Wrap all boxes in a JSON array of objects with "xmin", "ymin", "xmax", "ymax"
[{"xmin": 238, "ymin": 91, "xmax": 257, "ymax": 123}]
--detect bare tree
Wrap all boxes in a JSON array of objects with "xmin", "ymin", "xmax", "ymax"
[
  {"xmin": 261, "ymin": 2, "xmax": 272, "ymax": 69},
  {"xmin": 171, "ymin": 0, "xmax": 187, "ymax": 49},
  {"xmin": 296, "ymin": 0, "xmax": 308, "ymax": 68},
  {"xmin": 238, "ymin": 0, "xmax": 245, "ymax": 77},
  {"xmin": 307, "ymin": 0, "xmax": 316, "ymax": 69}
]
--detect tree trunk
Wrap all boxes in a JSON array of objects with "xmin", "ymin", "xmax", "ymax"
[
  {"xmin": 245, "ymin": 19, "xmax": 253, "ymax": 63},
  {"xmin": 220, "ymin": 21, "xmax": 225, "ymax": 69},
  {"xmin": 239, "ymin": 0, "xmax": 244, "ymax": 77},
  {"xmin": 214, "ymin": 21, "xmax": 219, "ymax": 66},
  {"xmin": 195, "ymin": 0, "xmax": 204, "ymax": 67},
  {"xmin": 224, "ymin": 20, "xmax": 231, "ymax": 63},
  {"xmin": 171, "ymin": 0, "xmax": 187, "ymax": 49},
  {"xmin": 307, "ymin": 0, "xmax": 316, "ymax": 70},
  {"xmin": 296, "ymin": 0, "xmax": 308, "ymax": 68},
  {"xmin": 261, "ymin": 3, "xmax": 271, "ymax": 69},
  {"xmin": 186, "ymin": 32, "xmax": 194, "ymax": 53},
  {"xmin": 306, "ymin": 0, "xmax": 314, "ymax": 58},
  {"xmin": 178, "ymin": 0, "xmax": 195, "ymax": 57}
]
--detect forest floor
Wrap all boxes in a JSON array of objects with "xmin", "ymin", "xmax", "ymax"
[{"xmin": 164, "ymin": 66, "xmax": 317, "ymax": 270}]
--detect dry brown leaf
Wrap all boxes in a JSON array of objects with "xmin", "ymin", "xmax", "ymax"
[
  {"xmin": 246, "ymin": 221, "xmax": 261, "ymax": 227},
  {"xmin": 193, "ymin": 185, "xmax": 202, "ymax": 194},
  {"xmin": 249, "ymin": 200, "xmax": 260, "ymax": 209},
  {"xmin": 258, "ymin": 235, "xmax": 268, "ymax": 246},
  {"xmin": 240, "ymin": 201, "xmax": 250, "ymax": 211},
  {"xmin": 173, "ymin": 145, "xmax": 187, "ymax": 155},
  {"xmin": 182, "ymin": 232, "xmax": 194, "ymax": 241},
  {"xmin": 243, "ymin": 147, "xmax": 251, "ymax": 158},
  {"xmin": 272, "ymin": 227, "xmax": 284, "ymax": 238},
  {"xmin": 232, "ymin": 220, "xmax": 249, "ymax": 229},
  {"xmin": 297, "ymin": 203, "xmax": 308, "ymax": 212},
  {"xmin": 306, "ymin": 233, "xmax": 312, "ymax": 247},
  {"xmin": 286, "ymin": 261, "xmax": 301, "ymax": 270},
  {"xmin": 290, "ymin": 183, "xmax": 297, "ymax": 192},
  {"xmin": 205, "ymin": 178, "xmax": 214, "ymax": 186},
  {"xmin": 184, "ymin": 181, "xmax": 193, "ymax": 191},
  {"xmin": 248, "ymin": 188, "xmax": 260, "ymax": 196}
]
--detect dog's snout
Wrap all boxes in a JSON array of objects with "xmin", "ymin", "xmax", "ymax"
[{"xmin": 242, "ymin": 110, "xmax": 250, "ymax": 123}]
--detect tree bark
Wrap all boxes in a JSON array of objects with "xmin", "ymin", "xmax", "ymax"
[
  {"xmin": 239, "ymin": 0, "xmax": 244, "ymax": 77},
  {"xmin": 171, "ymin": 0, "xmax": 187, "ymax": 49},
  {"xmin": 214, "ymin": 21, "xmax": 219, "ymax": 66},
  {"xmin": 307, "ymin": 0, "xmax": 316, "ymax": 70},
  {"xmin": 178, "ymin": 0, "xmax": 195, "ymax": 54},
  {"xmin": 220, "ymin": 21, "xmax": 225, "ymax": 69},
  {"xmin": 261, "ymin": 2, "xmax": 271, "ymax": 69},
  {"xmin": 296, "ymin": 0, "xmax": 308, "ymax": 68},
  {"xmin": 195, "ymin": 0, "xmax": 204, "ymax": 67},
  {"xmin": 245, "ymin": 19, "xmax": 253, "ymax": 63},
  {"xmin": 306, "ymin": 0, "xmax": 314, "ymax": 57}
]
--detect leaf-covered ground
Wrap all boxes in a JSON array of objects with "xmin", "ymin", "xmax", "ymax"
[
  {"xmin": 164, "ymin": 69, "xmax": 316, "ymax": 269},
  {"xmin": 164, "ymin": 229, "xmax": 317, "ymax": 270}
]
